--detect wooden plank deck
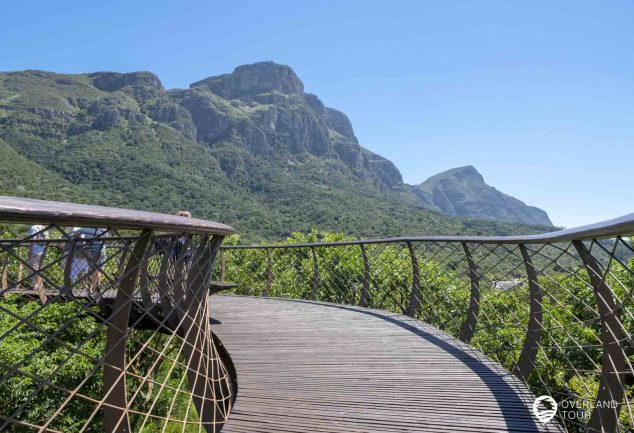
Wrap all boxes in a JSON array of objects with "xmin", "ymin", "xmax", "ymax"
[{"xmin": 211, "ymin": 296, "xmax": 564, "ymax": 433}]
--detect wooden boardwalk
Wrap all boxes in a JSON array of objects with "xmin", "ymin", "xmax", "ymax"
[{"xmin": 211, "ymin": 296, "xmax": 564, "ymax": 433}]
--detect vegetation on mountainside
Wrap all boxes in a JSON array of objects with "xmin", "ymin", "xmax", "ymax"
[{"xmin": 0, "ymin": 66, "xmax": 554, "ymax": 241}]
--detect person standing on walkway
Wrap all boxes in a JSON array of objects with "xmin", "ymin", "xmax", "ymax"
[
  {"xmin": 171, "ymin": 211, "xmax": 192, "ymax": 262},
  {"xmin": 27, "ymin": 224, "xmax": 48, "ymax": 303},
  {"xmin": 63, "ymin": 227, "xmax": 107, "ymax": 300}
]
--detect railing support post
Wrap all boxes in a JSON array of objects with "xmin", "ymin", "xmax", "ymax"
[
  {"xmin": 220, "ymin": 249, "xmax": 225, "ymax": 282},
  {"xmin": 358, "ymin": 244, "xmax": 370, "ymax": 308},
  {"xmin": 511, "ymin": 244, "xmax": 543, "ymax": 382},
  {"xmin": 310, "ymin": 247, "xmax": 320, "ymax": 300},
  {"xmin": 574, "ymin": 240, "xmax": 626, "ymax": 433},
  {"xmin": 157, "ymin": 252, "xmax": 179, "ymax": 330},
  {"xmin": 181, "ymin": 235, "xmax": 230, "ymax": 433},
  {"xmin": 405, "ymin": 242, "xmax": 421, "ymax": 317},
  {"xmin": 1, "ymin": 256, "xmax": 7, "ymax": 293},
  {"xmin": 458, "ymin": 243, "xmax": 480, "ymax": 343},
  {"xmin": 264, "ymin": 248, "xmax": 273, "ymax": 297},
  {"xmin": 103, "ymin": 230, "xmax": 152, "ymax": 433},
  {"xmin": 139, "ymin": 254, "xmax": 152, "ymax": 309}
]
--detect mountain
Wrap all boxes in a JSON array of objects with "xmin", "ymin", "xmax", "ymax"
[
  {"xmin": 413, "ymin": 166, "xmax": 553, "ymax": 226},
  {"xmin": 0, "ymin": 62, "xmax": 553, "ymax": 239}
]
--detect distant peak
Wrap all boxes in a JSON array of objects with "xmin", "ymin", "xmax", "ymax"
[
  {"xmin": 423, "ymin": 165, "xmax": 484, "ymax": 185},
  {"xmin": 190, "ymin": 61, "xmax": 304, "ymax": 98},
  {"xmin": 232, "ymin": 61, "xmax": 301, "ymax": 86},
  {"xmin": 449, "ymin": 165, "xmax": 479, "ymax": 175},
  {"xmin": 454, "ymin": 164, "xmax": 477, "ymax": 173},
  {"xmin": 416, "ymin": 165, "xmax": 553, "ymax": 226}
]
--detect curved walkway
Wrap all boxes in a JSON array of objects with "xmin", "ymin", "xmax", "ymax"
[{"xmin": 211, "ymin": 296, "xmax": 563, "ymax": 432}]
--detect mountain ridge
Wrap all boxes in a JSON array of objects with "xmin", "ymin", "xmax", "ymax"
[
  {"xmin": 0, "ymin": 62, "xmax": 554, "ymax": 239},
  {"xmin": 413, "ymin": 165, "xmax": 552, "ymax": 226}
]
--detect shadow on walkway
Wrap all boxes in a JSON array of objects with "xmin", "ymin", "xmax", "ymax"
[{"xmin": 286, "ymin": 299, "xmax": 557, "ymax": 433}]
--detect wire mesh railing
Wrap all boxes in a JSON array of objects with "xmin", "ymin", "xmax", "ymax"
[
  {"xmin": 0, "ymin": 196, "xmax": 236, "ymax": 433},
  {"xmin": 219, "ymin": 216, "xmax": 634, "ymax": 433}
]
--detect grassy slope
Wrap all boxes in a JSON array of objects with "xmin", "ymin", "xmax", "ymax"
[{"xmin": 0, "ymin": 137, "xmax": 96, "ymax": 203}]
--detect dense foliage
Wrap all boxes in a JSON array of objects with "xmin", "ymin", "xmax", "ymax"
[{"xmin": 0, "ymin": 295, "xmax": 206, "ymax": 433}]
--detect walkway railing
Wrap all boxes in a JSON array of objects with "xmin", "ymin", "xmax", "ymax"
[
  {"xmin": 220, "ymin": 215, "xmax": 634, "ymax": 433},
  {"xmin": 1, "ymin": 195, "xmax": 632, "ymax": 433},
  {"xmin": 0, "ymin": 197, "xmax": 235, "ymax": 433}
]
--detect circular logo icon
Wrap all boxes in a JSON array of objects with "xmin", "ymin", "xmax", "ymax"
[{"xmin": 533, "ymin": 395, "xmax": 558, "ymax": 423}]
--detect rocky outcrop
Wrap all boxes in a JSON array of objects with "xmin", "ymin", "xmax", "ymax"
[
  {"xmin": 361, "ymin": 150, "xmax": 403, "ymax": 187},
  {"xmin": 148, "ymin": 101, "xmax": 197, "ymax": 140},
  {"xmin": 413, "ymin": 166, "xmax": 553, "ymax": 226},
  {"xmin": 173, "ymin": 62, "xmax": 404, "ymax": 188},
  {"xmin": 89, "ymin": 72, "xmax": 164, "ymax": 103},
  {"xmin": 325, "ymin": 108, "xmax": 357, "ymax": 142},
  {"xmin": 190, "ymin": 62, "xmax": 304, "ymax": 99},
  {"xmin": 89, "ymin": 72, "xmax": 164, "ymax": 93}
]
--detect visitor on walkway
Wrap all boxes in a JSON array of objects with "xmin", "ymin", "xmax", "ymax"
[
  {"xmin": 170, "ymin": 211, "xmax": 192, "ymax": 262},
  {"xmin": 64, "ymin": 227, "xmax": 107, "ymax": 300},
  {"xmin": 27, "ymin": 224, "xmax": 48, "ymax": 302}
]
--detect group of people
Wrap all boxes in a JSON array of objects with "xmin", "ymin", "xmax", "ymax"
[
  {"xmin": 27, "ymin": 225, "xmax": 107, "ymax": 301},
  {"xmin": 25, "ymin": 210, "xmax": 192, "ymax": 302}
]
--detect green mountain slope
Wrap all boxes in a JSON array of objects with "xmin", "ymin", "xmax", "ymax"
[
  {"xmin": 414, "ymin": 165, "xmax": 553, "ymax": 226},
  {"xmin": 0, "ymin": 137, "xmax": 95, "ymax": 202},
  {"xmin": 0, "ymin": 64, "xmax": 553, "ymax": 240}
]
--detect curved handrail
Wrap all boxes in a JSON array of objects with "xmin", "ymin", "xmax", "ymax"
[
  {"xmin": 224, "ymin": 212, "xmax": 634, "ymax": 248},
  {"xmin": 220, "ymin": 219, "xmax": 634, "ymax": 433},
  {"xmin": 0, "ymin": 195, "xmax": 235, "ymax": 234}
]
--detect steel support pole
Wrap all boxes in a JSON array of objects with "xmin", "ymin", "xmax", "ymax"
[
  {"xmin": 574, "ymin": 240, "xmax": 626, "ymax": 433},
  {"xmin": 103, "ymin": 230, "xmax": 151, "ymax": 433},
  {"xmin": 358, "ymin": 244, "xmax": 370, "ymax": 308},
  {"xmin": 511, "ymin": 244, "xmax": 543, "ymax": 382},
  {"xmin": 458, "ymin": 243, "xmax": 480, "ymax": 343},
  {"xmin": 405, "ymin": 242, "xmax": 421, "ymax": 317}
]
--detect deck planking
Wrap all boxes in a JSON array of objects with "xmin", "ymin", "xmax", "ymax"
[{"xmin": 211, "ymin": 296, "xmax": 564, "ymax": 432}]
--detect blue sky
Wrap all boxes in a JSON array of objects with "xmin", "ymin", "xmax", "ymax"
[{"xmin": 1, "ymin": 0, "xmax": 632, "ymax": 228}]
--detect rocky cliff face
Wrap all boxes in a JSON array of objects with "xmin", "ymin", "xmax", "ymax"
[
  {"xmin": 413, "ymin": 166, "xmax": 553, "ymax": 226},
  {"xmin": 173, "ymin": 61, "xmax": 403, "ymax": 189}
]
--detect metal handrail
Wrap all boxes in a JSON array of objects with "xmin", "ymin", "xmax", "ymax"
[
  {"xmin": 223, "ymin": 213, "xmax": 634, "ymax": 248},
  {"xmin": 0, "ymin": 196, "xmax": 235, "ymax": 234}
]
